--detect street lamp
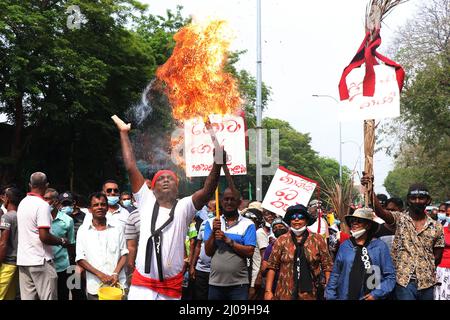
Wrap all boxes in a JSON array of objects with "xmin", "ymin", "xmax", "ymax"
[{"xmin": 312, "ymin": 94, "xmax": 342, "ymax": 184}]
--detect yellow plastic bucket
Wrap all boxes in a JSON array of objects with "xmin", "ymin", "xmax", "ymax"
[{"xmin": 98, "ymin": 283, "xmax": 124, "ymax": 300}]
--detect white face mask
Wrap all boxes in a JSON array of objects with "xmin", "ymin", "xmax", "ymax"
[
  {"xmin": 265, "ymin": 221, "xmax": 272, "ymax": 228},
  {"xmin": 290, "ymin": 226, "xmax": 306, "ymax": 236},
  {"xmin": 351, "ymin": 228, "xmax": 367, "ymax": 239}
]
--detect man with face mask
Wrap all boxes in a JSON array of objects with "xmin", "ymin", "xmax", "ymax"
[
  {"xmin": 241, "ymin": 202, "xmax": 266, "ymax": 299},
  {"xmin": 102, "ymin": 180, "xmax": 130, "ymax": 231},
  {"xmin": 437, "ymin": 203, "xmax": 448, "ymax": 226},
  {"xmin": 49, "ymin": 191, "xmax": 76, "ymax": 300},
  {"xmin": 120, "ymin": 191, "xmax": 136, "ymax": 213},
  {"xmin": 204, "ymin": 188, "xmax": 257, "ymax": 300},
  {"xmin": 361, "ymin": 175, "xmax": 444, "ymax": 300},
  {"xmin": 256, "ymin": 217, "xmax": 288, "ymax": 295}
]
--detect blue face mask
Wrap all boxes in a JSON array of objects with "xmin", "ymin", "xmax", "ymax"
[
  {"xmin": 122, "ymin": 200, "xmax": 132, "ymax": 207},
  {"xmin": 446, "ymin": 216, "xmax": 450, "ymax": 224},
  {"xmin": 335, "ymin": 219, "xmax": 341, "ymax": 226},
  {"xmin": 60, "ymin": 206, "xmax": 73, "ymax": 215},
  {"xmin": 438, "ymin": 213, "xmax": 447, "ymax": 221},
  {"xmin": 107, "ymin": 196, "xmax": 120, "ymax": 206},
  {"xmin": 207, "ymin": 211, "xmax": 215, "ymax": 219}
]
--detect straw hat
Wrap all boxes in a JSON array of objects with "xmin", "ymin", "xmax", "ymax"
[
  {"xmin": 344, "ymin": 207, "xmax": 380, "ymax": 232},
  {"xmin": 241, "ymin": 201, "xmax": 263, "ymax": 215}
]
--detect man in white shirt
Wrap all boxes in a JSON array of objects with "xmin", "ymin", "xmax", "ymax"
[
  {"xmin": 102, "ymin": 180, "xmax": 130, "ymax": 230},
  {"xmin": 112, "ymin": 115, "xmax": 222, "ymax": 300},
  {"xmin": 16, "ymin": 172, "xmax": 70, "ymax": 300},
  {"xmin": 76, "ymin": 192, "xmax": 128, "ymax": 300}
]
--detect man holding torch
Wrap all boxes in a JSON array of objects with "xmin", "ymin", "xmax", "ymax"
[{"xmin": 112, "ymin": 115, "xmax": 223, "ymax": 300}]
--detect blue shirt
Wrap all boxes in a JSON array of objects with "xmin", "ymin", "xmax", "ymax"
[
  {"xmin": 51, "ymin": 211, "xmax": 75, "ymax": 272},
  {"xmin": 325, "ymin": 238, "xmax": 396, "ymax": 300},
  {"xmin": 204, "ymin": 214, "xmax": 256, "ymax": 286},
  {"xmin": 204, "ymin": 215, "xmax": 257, "ymax": 248},
  {"xmin": 195, "ymin": 220, "xmax": 212, "ymax": 273}
]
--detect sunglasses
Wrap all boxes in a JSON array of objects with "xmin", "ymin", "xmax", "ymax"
[
  {"xmin": 106, "ymin": 188, "xmax": 119, "ymax": 193},
  {"xmin": 349, "ymin": 217, "xmax": 366, "ymax": 225},
  {"xmin": 290, "ymin": 213, "xmax": 305, "ymax": 220}
]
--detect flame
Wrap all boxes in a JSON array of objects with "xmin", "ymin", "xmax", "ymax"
[
  {"xmin": 156, "ymin": 20, "xmax": 242, "ymax": 121},
  {"xmin": 170, "ymin": 131, "xmax": 186, "ymax": 170}
]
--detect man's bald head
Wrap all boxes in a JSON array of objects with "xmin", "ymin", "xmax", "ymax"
[{"xmin": 29, "ymin": 172, "xmax": 48, "ymax": 190}]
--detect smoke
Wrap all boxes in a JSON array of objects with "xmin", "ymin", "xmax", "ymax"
[
  {"xmin": 126, "ymin": 80, "xmax": 154, "ymax": 126},
  {"xmin": 124, "ymin": 78, "xmax": 183, "ymax": 179}
]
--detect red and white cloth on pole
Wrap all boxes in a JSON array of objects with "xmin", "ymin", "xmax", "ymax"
[{"xmin": 338, "ymin": 30, "xmax": 405, "ymax": 101}]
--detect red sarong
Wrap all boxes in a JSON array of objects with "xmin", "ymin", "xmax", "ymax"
[{"xmin": 131, "ymin": 269, "xmax": 183, "ymax": 299}]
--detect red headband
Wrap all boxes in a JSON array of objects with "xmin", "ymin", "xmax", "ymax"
[{"xmin": 151, "ymin": 170, "xmax": 178, "ymax": 189}]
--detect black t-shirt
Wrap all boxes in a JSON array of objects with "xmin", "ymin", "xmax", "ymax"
[{"xmin": 374, "ymin": 223, "xmax": 395, "ymax": 238}]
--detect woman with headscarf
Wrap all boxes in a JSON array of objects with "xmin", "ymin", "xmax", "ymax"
[
  {"xmin": 264, "ymin": 204, "xmax": 333, "ymax": 300},
  {"xmin": 325, "ymin": 208, "xmax": 396, "ymax": 300}
]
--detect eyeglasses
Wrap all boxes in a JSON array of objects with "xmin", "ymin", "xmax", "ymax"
[
  {"xmin": 106, "ymin": 188, "xmax": 119, "ymax": 193},
  {"xmin": 291, "ymin": 213, "xmax": 305, "ymax": 220}
]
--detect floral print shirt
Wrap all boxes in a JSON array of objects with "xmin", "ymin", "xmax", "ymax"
[
  {"xmin": 267, "ymin": 231, "xmax": 333, "ymax": 300},
  {"xmin": 390, "ymin": 211, "xmax": 444, "ymax": 289}
]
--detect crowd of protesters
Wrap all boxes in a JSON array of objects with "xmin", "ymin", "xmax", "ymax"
[{"xmin": 0, "ymin": 118, "xmax": 449, "ymax": 301}]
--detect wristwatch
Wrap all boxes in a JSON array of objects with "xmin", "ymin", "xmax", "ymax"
[{"xmin": 60, "ymin": 238, "xmax": 67, "ymax": 246}]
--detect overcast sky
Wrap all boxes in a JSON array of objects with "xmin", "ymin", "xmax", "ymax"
[{"xmin": 143, "ymin": 0, "xmax": 424, "ymax": 195}]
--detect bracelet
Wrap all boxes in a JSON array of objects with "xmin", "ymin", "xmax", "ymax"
[
  {"xmin": 265, "ymin": 290, "xmax": 272, "ymax": 293},
  {"xmin": 111, "ymin": 272, "xmax": 119, "ymax": 276}
]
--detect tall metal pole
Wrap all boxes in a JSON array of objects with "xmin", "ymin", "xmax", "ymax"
[
  {"xmin": 256, "ymin": 0, "xmax": 263, "ymax": 201},
  {"xmin": 339, "ymin": 122, "xmax": 342, "ymax": 184}
]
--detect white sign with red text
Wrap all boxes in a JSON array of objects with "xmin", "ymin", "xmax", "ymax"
[
  {"xmin": 262, "ymin": 166, "xmax": 317, "ymax": 217},
  {"xmin": 339, "ymin": 64, "xmax": 400, "ymax": 121},
  {"xmin": 184, "ymin": 114, "xmax": 247, "ymax": 177}
]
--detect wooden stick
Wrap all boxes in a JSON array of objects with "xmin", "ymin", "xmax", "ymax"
[
  {"xmin": 215, "ymin": 187, "xmax": 220, "ymax": 218},
  {"xmin": 364, "ymin": 120, "xmax": 375, "ymax": 207},
  {"xmin": 204, "ymin": 117, "xmax": 221, "ymax": 148}
]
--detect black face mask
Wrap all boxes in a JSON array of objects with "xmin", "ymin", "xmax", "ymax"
[
  {"xmin": 273, "ymin": 228, "xmax": 288, "ymax": 238},
  {"xmin": 223, "ymin": 209, "xmax": 239, "ymax": 218},
  {"xmin": 409, "ymin": 203, "xmax": 427, "ymax": 215}
]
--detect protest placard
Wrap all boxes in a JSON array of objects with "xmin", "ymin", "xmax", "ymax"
[
  {"xmin": 339, "ymin": 64, "xmax": 400, "ymax": 121},
  {"xmin": 184, "ymin": 114, "xmax": 247, "ymax": 177},
  {"xmin": 262, "ymin": 166, "xmax": 317, "ymax": 217}
]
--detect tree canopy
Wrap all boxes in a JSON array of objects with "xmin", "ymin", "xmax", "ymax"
[
  {"xmin": 382, "ymin": 0, "xmax": 449, "ymax": 201},
  {"xmin": 0, "ymin": 1, "xmax": 352, "ymax": 201}
]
